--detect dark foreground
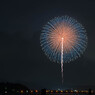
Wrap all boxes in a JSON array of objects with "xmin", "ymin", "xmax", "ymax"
[
  {"xmin": 0, "ymin": 93, "xmax": 94, "ymax": 95},
  {"xmin": 0, "ymin": 83, "xmax": 94, "ymax": 95}
]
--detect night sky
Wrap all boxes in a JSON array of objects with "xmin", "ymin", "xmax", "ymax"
[{"xmin": 0, "ymin": 0, "xmax": 95, "ymax": 89}]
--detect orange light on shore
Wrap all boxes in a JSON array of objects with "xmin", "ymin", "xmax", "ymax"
[
  {"xmin": 85, "ymin": 90, "xmax": 88, "ymax": 93},
  {"xmin": 71, "ymin": 90, "xmax": 73, "ymax": 93},
  {"xmin": 20, "ymin": 90, "xmax": 23, "ymax": 93},
  {"xmin": 51, "ymin": 90, "xmax": 53, "ymax": 93},
  {"xmin": 46, "ymin": 90, "xmax": 49, "ymax": 93},
  {"xmin": 66, "ymin": 90, "xmax": 68, "ymax": 93},
  {"xmin": 56, "ymin": 90, "xmax": 58, "ymax": 93},
  {"xmin": 30, "ymin": 90, "xmax": 33, "ymax": 93},
  {"xmin": 81, "ymin": 90, "xmax": 84, "ymax": 93},
  {"xmin": 61, "ymin": 90, "xmax": 63, "ymax": 93},
  {"xmin": 91, "ymin": 90, "xmax": 94, "ymax": 93},
  {"xmin": 35, "ymin": 90, "xmax": 38, "ymax": 93},
  {"xmin": 76, "ymin": 90, "xmax": 78, "ymax": 93}
]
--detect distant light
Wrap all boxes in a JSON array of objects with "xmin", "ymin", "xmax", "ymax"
[
  {"xmin": 46, "ymin": 90, "xmax": 49, "ymax": 93},
  {"xmin": 58, "ymin": 88, "xmax": 61, "ymax": 90},
  {"xmin": 81, "ymin": 90, "xmax": 84, "ymax": 93},
  {"xmin": 35, "ymin": 90, "xmax": 38, "ymax": 93},
  {"xmin": 74, "ymin": 90, "xmax": 78, "ymax": 93},
  {"xmin": 66, "ymin": 90, "xmax": 68, "ymax": 93},
  {"xmin": 71, "ymin": 90, "xmax": 73, "ymax": 93},
  {"xmin": 91, "ymin": 90, "xmax": 94, "ymax": 93},
  {"xmin": 17, "ymin": 91, "xmax": 19, "ymax": 93},
  {"xmin": 61, "ymin": 90, "xmax": 63, "ymax": 93},
  {"xmin": 56, "ymin": 90, "xmax": 58, "ymax": 93},
  {"xmin": 51, "ymin": 90, "xmax": 53, "ymax": 93},
  {"xmin": 76, "ymin": 90, "xmax": 78, "ymax": 93},
  {"xmin": 5, "ymin": 91, "xmax": 7, "ymax": 94},
  {"xmin": 85, "ymin": 90, "xmax": 88, "ymax": 93},
  {"xmin": 31, "ymin": 90, "xmax": 33, "ymax": 93},
  {"xmin": 21, "ymin": 90, "xmax": 24, "ymax": 93},
  {"xmin": 26, "ymin": 90, "xmax": 28, "ymax": 93}
]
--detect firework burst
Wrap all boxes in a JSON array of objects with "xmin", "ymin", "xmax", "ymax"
[{"xmin": 40, "ymin": 16, "xmax": 87, "ymax": 83}]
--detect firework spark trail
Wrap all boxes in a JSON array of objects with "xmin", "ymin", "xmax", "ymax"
[
  {"xmin": 61, "ymin": 38, "xmax": 63, "ymax": 83},
  {"xmin": 40, "ymin": 16, "xmax": 87, "ymax": 83}
]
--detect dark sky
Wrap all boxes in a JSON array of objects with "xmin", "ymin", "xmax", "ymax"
[{"xmin": 0, "ymin": 0, "xmax": 95, "ymax": 89}]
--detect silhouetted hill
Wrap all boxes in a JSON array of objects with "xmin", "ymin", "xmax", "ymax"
[{"xmin": 0, "ymin": 82, "xmax": 29, "ymax": 93}]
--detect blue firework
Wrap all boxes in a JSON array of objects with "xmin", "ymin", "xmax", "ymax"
[
  {"xmin": 40, "ymin": 16, "xmax": 87, "ymax": 63},
  {"xmin": 40, "ymin": 16, "xmax": 87, "ymax": 83}
]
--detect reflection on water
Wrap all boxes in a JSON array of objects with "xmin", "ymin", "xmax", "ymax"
[
  {"xmin": 46, "ymin": 94, "xmax": 94, "ymax": 95},
  {"xmin": 0, "ymin": 93, "xmax": 95, "ymax": 95},
  {"xmin": 27, "ymin": 94, "xmax": 95, "ymax": 95},
  {"xmin": 26, "ymin": 93, "xmax": 95, "ymax": 95}
]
